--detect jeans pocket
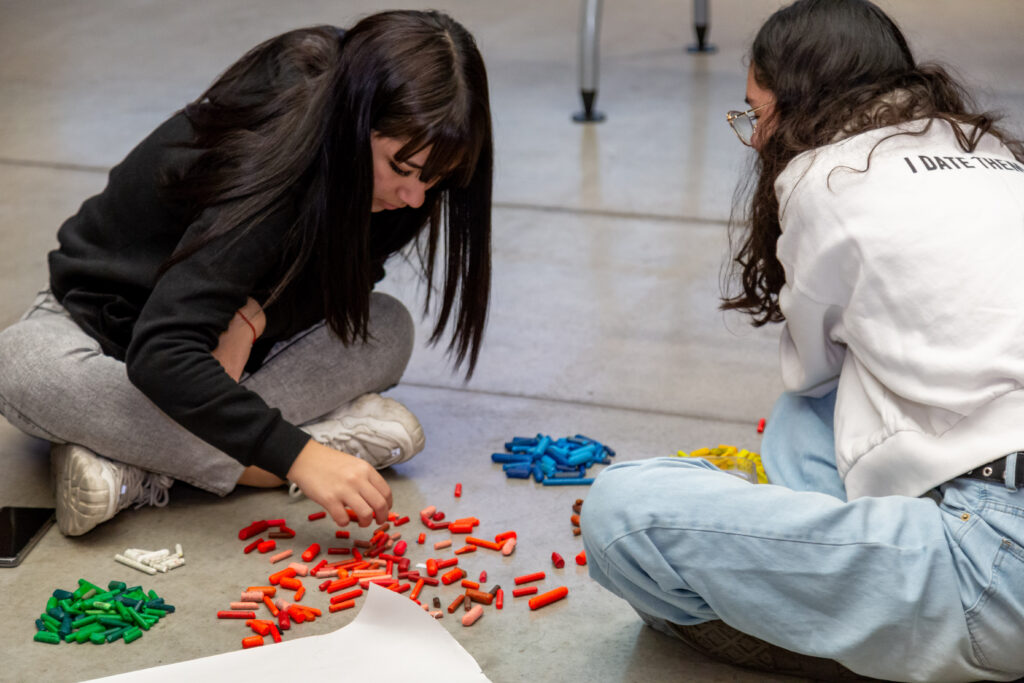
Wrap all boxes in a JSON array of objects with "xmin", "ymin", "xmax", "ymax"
[{"xmin": 945, "ymin": 486, "xmax": 1024, "ymax": 674}]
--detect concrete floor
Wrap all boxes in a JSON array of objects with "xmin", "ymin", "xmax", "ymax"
[{"xmin": 1, "ymin": 1, "xmax": 1021, "ymax": 681}]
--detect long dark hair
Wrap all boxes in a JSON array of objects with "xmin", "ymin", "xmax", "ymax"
[
  {"xmin": 164, "ymin": 11, "xmax": 493, "ymax": 374},
  {"xmin": 721, "ymin": 0, "xmax": 1024, "ymax": 325}
]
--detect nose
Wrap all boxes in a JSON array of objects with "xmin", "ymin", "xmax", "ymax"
[{"xmin": 397, "ymin": 180, "xmax": 427, "ymax": 209}]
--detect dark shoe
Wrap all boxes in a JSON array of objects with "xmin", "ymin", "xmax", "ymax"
[{"xmin": 666, "ymin": 620, "xmax": 880, "ymax": 681}]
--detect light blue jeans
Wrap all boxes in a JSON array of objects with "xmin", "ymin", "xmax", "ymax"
[
  {"xmin": 0, "ymin": 290, "xmax": 414, "ymax": 495},
  {"xmin": 582, "ymin": 390, "xmax": 1024, "ymax": 682}
]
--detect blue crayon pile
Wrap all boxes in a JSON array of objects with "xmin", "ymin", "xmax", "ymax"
[{"xmin": 491, "ymin": 434, "xmax": 615, "ymax": 486}]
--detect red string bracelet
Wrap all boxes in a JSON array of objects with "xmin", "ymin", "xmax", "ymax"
[{"xmin": 237, "ymin": 310, "xmax": 257, "ymax": 345}]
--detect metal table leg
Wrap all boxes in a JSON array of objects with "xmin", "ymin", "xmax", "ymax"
[{"xmin": 573, "ymin": 0, "xmax": 605, "ymax": 122}]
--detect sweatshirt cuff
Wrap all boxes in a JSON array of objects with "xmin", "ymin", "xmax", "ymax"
[{"xmin": 252, "ymin": 422, "xmax": 312, "ymax": 480}]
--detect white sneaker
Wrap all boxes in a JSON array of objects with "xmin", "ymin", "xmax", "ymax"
[
  {"xmin": 292, "ymin": 393, "xmax": 425, "ymax": 498},
  {"xmin": 51, "ymin": 443, "xmax": 173, "ymax": 536}
]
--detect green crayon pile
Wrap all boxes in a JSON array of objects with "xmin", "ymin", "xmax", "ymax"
[{"xmin": 33, "ymin": 578, "xmax": 175, "ymax": 644}]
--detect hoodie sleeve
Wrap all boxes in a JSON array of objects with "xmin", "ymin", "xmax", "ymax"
[
  {"xmin": 773, "ymin": 148, "xmax": 856, "ymax": 397},
  {"xmin": 125, "ymin": 205, "xmax": 311, "ymax": 479}
]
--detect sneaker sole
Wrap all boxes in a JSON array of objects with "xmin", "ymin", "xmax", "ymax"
[
  {"xmin": 666, "ymin": 620, "xmax": 875, "ymax": 681},
  {"xmin": 52, "ymin": 443, "xmax": 118, "ymax": 536}
]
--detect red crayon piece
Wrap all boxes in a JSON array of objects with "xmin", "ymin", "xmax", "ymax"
[
  {"xmin": 218, "ymin": 610, "xmax": 256, "ymax": 619},
  {"xmin": 512, "ymin": 586, "xmax": 538, "ymax": 598},
  {"xmin": 513, "ymin": 571, "xmax": 546, "ymax": 585},
  {"xmin": 441, "ymin": 567, "xmax": 466, "ymax": 585},
  {"xmin": 576, "ymin": 550, "xmax": 588, "ymax": 566},
  {"xmin": 331, "ymin": 588, "xmax": 364, "ymax": 603},
  {"xmin": 308, "ymin": 511, "xmax": 327, "ymax": 521},
  {"xmin": 454, "ymin": 482, "xmax": 462, "ymax": 497},
  {"xmin": 262, "ymin": 595, "xmax": 280, "ymax": 616},
  {"xmin": 466, "ymin": 537, "xmax": 502, "ymax": 551},
  {"xmin": 329, "ymin": 600, "xmax": 356, "ymax": 612},
  {"xmin": 242, "ymin": 635, "xmax": 264, "ymax": 648},
  {"xmin": 551, "ymin": 552, "xmax": 565, "ymax": 569},
  {"xmin": 239, "ymin": 520, "xmax": 269, "ymax": 540},
  {"xmin": 529, "ymin": 586, "xmax": 569, "ymax": 610},
  {"xmin": 269, "ymin": 567, "xmax": 297, "ymax": 585},
  {"xmin": 757, "ymin": 417, "xmax": 766, "ymax": 433},
  {"xmin": 447, "ymin": 593, "xmax": 465, "ymax": 614}
]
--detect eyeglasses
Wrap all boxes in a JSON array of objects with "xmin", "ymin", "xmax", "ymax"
[{"xmin": 726, "ymin": 103, "xmax": 769, "ymax": 146}]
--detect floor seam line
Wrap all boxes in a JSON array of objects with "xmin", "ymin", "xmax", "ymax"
[
  {"xmin": 397, "ymin": 381, "xmax": 756, "ymax": 426},
  {"xmin": 492, "ymin": 201, "xmax": 730, "ymax": 226},
  {"xmin": 0, "ymin": 157, "xmax": 109, "ymax": 173},
  {"xmin": 0, "ymin": 157, "xmax": 730, "ymax": 225}
]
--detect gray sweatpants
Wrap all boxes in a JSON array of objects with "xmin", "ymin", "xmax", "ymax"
[{"xmin": 0, "ymin": 290, "xmax": 414, "ymax": 495}]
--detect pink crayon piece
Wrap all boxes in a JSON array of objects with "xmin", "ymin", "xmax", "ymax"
[
  {"xmin": 270, "ymin": 549, "xmax": 293, "ymax": 564},
  {"xmin": 461, "ymin": 605, "xmax": 484, "ymax": 626}
]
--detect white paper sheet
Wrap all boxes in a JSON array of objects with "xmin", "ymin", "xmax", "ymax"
[{"xmin": 84, "ymin": 584, "xmax": 491, "ymax": 683}]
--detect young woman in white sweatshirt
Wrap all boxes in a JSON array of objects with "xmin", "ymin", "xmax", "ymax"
[{"xmin": 582, "ymin": 1, "xmax": 1024, "ymax": 681}]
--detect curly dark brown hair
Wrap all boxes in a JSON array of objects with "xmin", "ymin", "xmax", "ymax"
[{"xmin": 721, "ymin": 0, "xmax": 1024, "ymax": 326}]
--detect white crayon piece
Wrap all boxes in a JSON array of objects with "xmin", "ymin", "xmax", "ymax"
[
  {"xmin": 115, "ymin": 553, "xmax": 157, "ymax": 575},
  {"xmin": 159, "ymin": 556, "xmax": 186, "ymax": 571},
  {"xmin": 175, "ymin": 543, "xmax": 184, "ymax": 558},
  {"xmin": 140, "ymin": 549, "xmax": 171, "ymax": 565},
  {"xmin": 286, "ymin": 562, "xmax": 308, "ymax": 576}
]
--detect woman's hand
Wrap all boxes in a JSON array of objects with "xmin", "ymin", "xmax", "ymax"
[
  {"xmin": 287, "ymin": 440, "xmax": 393, "ymax": 527},
  {"xmin": 212, "ymin": 298, "xmax": 266, "ymax": 382}
]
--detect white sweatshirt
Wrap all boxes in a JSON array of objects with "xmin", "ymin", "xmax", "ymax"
[{"xmin": 774, "ymin": 119, "xmax": 1024, "ymax": 499}]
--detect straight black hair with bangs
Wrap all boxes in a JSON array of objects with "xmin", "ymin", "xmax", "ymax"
[{"xmin": 164, "ymin": 10, "xmax": 493, "ymax": 374}]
